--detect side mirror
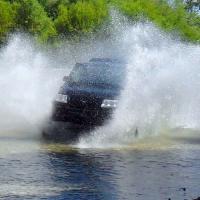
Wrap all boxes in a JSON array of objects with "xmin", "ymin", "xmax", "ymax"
[{"xmin": 63, "ymin": 76, "xmax": 69, "ymax": 82}]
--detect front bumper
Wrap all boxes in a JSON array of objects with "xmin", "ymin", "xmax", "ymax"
[
  {"xmin": 51, "ymin": 102, "xmax": 113, "ymax": 125},
  {"xmin": 42, "ymin": 120, "xmax": 90, "ymax": 142}
]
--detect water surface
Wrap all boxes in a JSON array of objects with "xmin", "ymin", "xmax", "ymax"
[{"xmin": 0, "ymin": 129, "xmax": 200, "ymax": 200}]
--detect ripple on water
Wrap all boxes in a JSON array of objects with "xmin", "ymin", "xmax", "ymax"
[{"xmin": 0, "ymin": 184, "xmax": 86, "ymax": 198}]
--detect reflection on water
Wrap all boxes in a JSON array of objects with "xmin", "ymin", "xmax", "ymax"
[{"xmin": 0, "ymin": 130, "xmax": 200, "ymax": 200}]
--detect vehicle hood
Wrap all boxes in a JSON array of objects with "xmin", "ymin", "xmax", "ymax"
[{"xmin": 60, "ymin": 83, "xmax": 121, "ymax": 99}]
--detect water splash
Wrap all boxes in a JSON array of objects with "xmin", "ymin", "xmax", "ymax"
[
  {"xmin": 0, "ymin": 35, "xmax": 63, "ymax": 134},
  {"xmin": 0, "ymin": 32, "xmax": 121, "ymax": 135},
  {"xmin": 77, "ymin": 22, "xmax": 200, "ymax": 148},
  {"xmin": 0, "ymin": 15, "xmax": 200, "ymax": 146}
]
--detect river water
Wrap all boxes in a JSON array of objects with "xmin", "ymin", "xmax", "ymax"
[
  {"xmin": 1, "ymin": 15, "xmax": 200, "ymax": 199},
  {"xmin": 0, "ymin": 129, "xmax": 200, "ymax": 200}
]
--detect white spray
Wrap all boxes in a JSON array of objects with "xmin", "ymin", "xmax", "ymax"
[
  {"xmin": 77, "ymin": 22, "xmax": 200, "ymax": 148},
  {"xmin": 0, "ymin": 16, "xmax": 200, "ymax": 146},
  {"xmin": 0, "ymin": 36, "xmax": 62, "ymax": 134}
]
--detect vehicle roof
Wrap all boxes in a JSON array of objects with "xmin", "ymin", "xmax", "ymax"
[
  {"xmin": 75, "ymin": 62, "xmax": 112, "ymax": 68},
  {"xmin": 74, "ymin": 58, "xmax": 125, "ymax": 69},
  {"xmin": 89, "ymin": 57, "xmax": 125, "ymax": 64}
]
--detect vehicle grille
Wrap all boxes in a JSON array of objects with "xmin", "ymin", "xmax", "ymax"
[{"xmin": 68, "ymin": 94, "xmax": 102, "ymax": 110}]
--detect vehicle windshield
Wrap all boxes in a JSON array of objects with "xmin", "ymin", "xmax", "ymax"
[{"xmin": 69, "ymin": 63, "xmax": 125, "ymax": 88}]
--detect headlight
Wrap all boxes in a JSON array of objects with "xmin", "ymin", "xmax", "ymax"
[
  {"xmin": 101, "ymin": 99, "xmax": 118, "ymax": 108},
  {"xmin": 55, "ymin": 94, "xmax": 68, "ymax": 103}
]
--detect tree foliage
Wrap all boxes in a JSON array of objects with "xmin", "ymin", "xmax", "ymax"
[
  {"xmin": 16, "ymin": 0, "xmax": 57, "ymax": 42},
  {"xmin": 0, "ymin": 0, "xmax": 16, "ymax": 43},
  {"xmin": 0, "ymin": 0, "xmax": 199, "ymax": 43},
  {"xmin": 112, "ymin": 0, "xmax": 200, "ymax": 42},
  {"xmin": 55, "ymin": 0, "xmax": 108, "ymax": 36}
]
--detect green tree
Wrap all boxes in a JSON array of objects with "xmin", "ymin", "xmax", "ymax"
[
  {"xmin": 112, "ymin": 0, "xmax": 200, "ymax": 42},
  {"xmin": 0, "ymin": 0, "xmax": 200, "ymax": 44},
  {"xmin": 0, "ymin": 0, "xmax": 16, "ymax": 43},
  {"xmin": 54, "ymin": 0, "xmax": 108, "ymax": 36},
  {"xmin": 16, "ymin": 0, "xmax": 57, "ymax": 42},
  {"xmin": 54, "ymin": 4, "xmax": 72, "ymax": 35},
  {"xmin": 38, "ymin": 0, "xmax": 62, "ymax": 19}
]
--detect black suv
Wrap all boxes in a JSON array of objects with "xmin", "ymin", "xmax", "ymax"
[{"xmin": 43, "ymin": 58, "xmax": 125, "ymax": 139}]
